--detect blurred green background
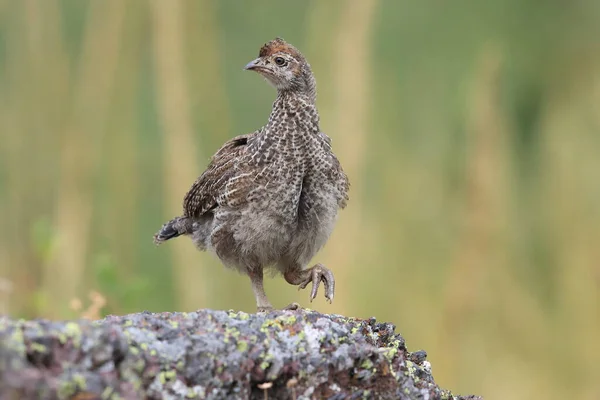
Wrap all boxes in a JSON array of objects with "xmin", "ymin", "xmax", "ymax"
[{"xmin": 1, "ymin": 0, "xmax": 599, "ymax": 398}]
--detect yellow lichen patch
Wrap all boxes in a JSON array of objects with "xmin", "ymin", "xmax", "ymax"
[
  {"xmin": 64, "ymin": 322, "xmax": 82, "ymax": 347},
  {"xmin": 29, "ymin": 341, "xmax": 48, "ymax": 354},
  {"xmin": 237, "ymin": 340, "xmax": 249, "ymax": 352}
]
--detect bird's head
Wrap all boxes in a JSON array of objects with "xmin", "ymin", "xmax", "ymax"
[{"xmin": 245, "ymin": 38, "xmax": 316, "ymax": 100}]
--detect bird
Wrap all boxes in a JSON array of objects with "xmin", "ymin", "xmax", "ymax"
[{"xmin": 153, "ymin": 38, "xmax": 349, "ymax": 312}]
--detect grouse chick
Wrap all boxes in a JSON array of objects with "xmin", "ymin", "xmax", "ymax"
[{"xmin": 154, "ymin": 38, "xmax": 349, "ymax": 312}]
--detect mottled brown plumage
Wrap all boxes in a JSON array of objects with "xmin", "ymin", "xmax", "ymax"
[{"xmin": 154, "ymin": 38, "xmax": 349, "ymax": 312}]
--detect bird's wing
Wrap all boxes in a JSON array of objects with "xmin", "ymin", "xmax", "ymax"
[
  {"xmin": 331, "ymin": 152, "xmax": 350, "ymax": 209},
  {"xmin": 318, "ymin": 131, "xmax": 350, "ymax": 209},
  {"xmin": 183, "ymin": 132, "xmax": 255, "ymax": 217}
]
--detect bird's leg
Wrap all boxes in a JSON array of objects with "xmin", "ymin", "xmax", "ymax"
[
  {"xmin": 248, "ymin": 267, "xmax": 273, "ymax": 312},
  {"xmin": 284, "ymin": 263, "xmax": 335, "ymax": 304}
]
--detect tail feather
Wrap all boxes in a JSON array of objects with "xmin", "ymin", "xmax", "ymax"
[{"xmin": 153, "ymin": 216, "xmax": 191, "ymax": 245}]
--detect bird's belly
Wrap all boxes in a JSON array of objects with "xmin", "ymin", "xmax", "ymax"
[
  {"xmin": 282, "ymin": 184, "xmax": 341, "ymax": 268},
  {"xmin": 209, "ymin": 201, "xmax": 297, "ymax": 270},
  {"xmin": 209, "ymin": 177, "xmax": 340, "ymax": 270}
]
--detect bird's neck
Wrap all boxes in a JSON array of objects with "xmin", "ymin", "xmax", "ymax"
[
  {"xmin": 269, "ymin": 91, "xmax": 320, "ymax": 131},
  {"xmin": 252, "ymin": 91, "xmax": 319, "ymax": 146},
  {"xmin": 274, "ymin": 90, "xmax": 315, "ymax": 109},
  {"xmin": 278, "ymin": 68, "xmax": 317, "ymax": 104},
  {"xmin": 249, "ymin": 93, "xmax": 320, "ymax": 163}
]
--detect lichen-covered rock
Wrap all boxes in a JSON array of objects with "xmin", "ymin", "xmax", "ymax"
[{"xmin": 0, "ymin": 309, "xmax": 481, "ymax": 400}]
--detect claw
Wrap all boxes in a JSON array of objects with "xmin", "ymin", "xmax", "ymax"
[
  {"xmin": 296, "ymin": 263, "xmax": 335, "ymax": 304},
  {"xmin": 309, "ymin": 268, "xmax": 322, "ymax": 301},
  {"xmin": 298, "ymin": 280, "xmax": 310, "ymax": 290}
]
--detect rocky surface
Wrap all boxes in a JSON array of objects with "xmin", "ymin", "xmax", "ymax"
[{"xmin": 0, "ymin": 309, "xmax": 481, "ymax": 399}]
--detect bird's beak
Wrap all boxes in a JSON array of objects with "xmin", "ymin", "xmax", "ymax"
[{"xmin": 244, "ymin": 58, "xmax": 262, "ymax": 71}]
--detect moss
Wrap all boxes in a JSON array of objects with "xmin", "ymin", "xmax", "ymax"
[
  {"xmin": 169, "ymin": 321, "xmax": 179, "ymax": 328},
  {"xmin": 57, "ymin": 332, "xmax": 67, "ymax": 345},
  {"xmin": 123, "ymin": 320, "xmax": 133, "ymax": 327},
  {"xmin": 72, "ymin": 373, "xmax": 87, "ymax": 391},
  {"xmin": 382, "ymin": 347, "xmax": 398, "ymax": 363},
  {"xmin": 440, "ymin": 391, "xmax": 455, "ymax": 400},
  {"xmin": 405, "ymin": 360, "xmax": 417, "ymax": 378},
  {"xmin": 260, "ymin": 320, "xmax": 280, "ymax": 333},
  {"xmin": 278, "ymin": 314, "xmax": 297, "ymax": 325},
  {"xmin": 164, "ymin": 370, "xmax": 176, "ymax": 380},
  {"xmin": 158, "ymin": 372, "xmax": 167, "ymax": 385},
  {"xmin": 133, "ymin": 358, "xmax": 145, "ymax": 373},
  {"xmin": 259, "ymin": 313, "xmax": 299, "ymax": 334},
  {"xmin": 57, "ymin": 380, "xmax": 76, "ymax": 400},
  {"xmin": 238, "ymin": 312, "xmax": 250, "ymax": 320},
  {"xmin": 228, "ymin": 310, "xmax": 250, "ymax": 321},
  {"xmin": 101, "ymin": 386, "xmax": 114, "ymax": 400},
  {"xmin": 64, "ymin": 322, "xmax": 82, "ymax": 347},
  {"xmin": 131, "ymin": 379, "xmax": 142, "ymax": 392},
  {"xmin": 140, "ymin": 343, "xmax": 149, "ymax": 351},
  {"xmin": 157, "ymin": 370, "xmax": 177, "ymax": 385},
  {"xmin": 224, "ymin": 326, "xmax": 241, "ymax": 341},
  {"xmin": 9, "ymin": 328, "xmax": 25, "ymax": 355},
  {"xmin": 237, "ymin": 340, "xmax": 249, "ymax": 352},
  {"xmin": 260, "ymin": 360, "xmax": 270, "ymax": 370},
  {"xmin": 360, "ymin": 359, "xmax": 373, "ymax": 370}
]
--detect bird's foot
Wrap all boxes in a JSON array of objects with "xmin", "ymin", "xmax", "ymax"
[
  {"xmin": 256, "ymin": 303, "xmax": 300, "ymax": 313},
  {"xmin": 257, "ymin": 306, "xmax": 274, "ymax": 313},
  {"xmin": 297, "ymin": 263, "xmax": 335, "ymax": 303},
  {"xmin": 283, "ymin": 302, "xmax": 300, "ymax": 311}
]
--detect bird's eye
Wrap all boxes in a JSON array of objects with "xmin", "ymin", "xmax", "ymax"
[{"xmin": 274, "ymin": 57, "xmax": 286, "ymax": 66}]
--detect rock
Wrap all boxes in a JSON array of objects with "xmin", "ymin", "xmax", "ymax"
[{"xmin": 0, "ymin": 309, "xmax": 481, "ymax": 399}]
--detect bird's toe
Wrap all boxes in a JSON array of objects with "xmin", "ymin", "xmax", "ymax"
[{"xmin": 283, "ymin": 302, "xmax": 300, "ymax": 311}]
